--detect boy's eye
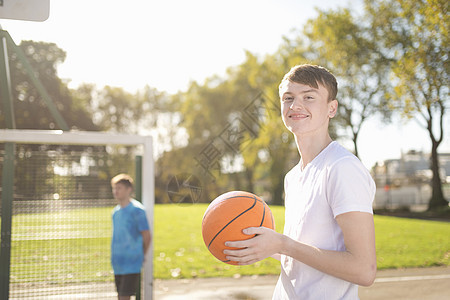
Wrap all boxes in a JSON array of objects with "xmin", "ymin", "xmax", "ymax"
[{"xmin": 283, "ymin": 96, "xmax": 294, "ymax": 102}]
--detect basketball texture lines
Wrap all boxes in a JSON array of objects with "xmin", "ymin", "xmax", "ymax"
[{"xmin": 202, "ymin": 191, "xmax": 275, "ymax": 265}]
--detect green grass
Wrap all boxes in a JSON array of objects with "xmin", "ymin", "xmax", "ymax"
[
  {"xmin": 7, "ymin": 204, "xmax": 450, "ymax": 284},
  {"xmin": 374, "ymin": 215, "xmax": 450, "ymax": 268},
  {"xmin": 154, "ymin": 204, "xmax": 450, "ymax": 279},
  {"xmin": 153, "ymin": 204, "xmax": 286, "ymax": 279},
  {"xmin": 10, "ymin": 207, "xmax": 113, "ymax": 285}
]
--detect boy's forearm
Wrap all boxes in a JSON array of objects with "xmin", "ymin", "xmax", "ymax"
[
  {"xmin": 279, "ymin": 212, "xmax": 377, "ymax": 286},
  {"xmin": 270, "ymin": 253, "xmax": 281, "ymax": 261},
  {"xmin": 281, "ymin": 236, "xmax": 375, "ymax": 286}
]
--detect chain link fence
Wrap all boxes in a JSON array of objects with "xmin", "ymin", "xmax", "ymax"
[{"xmin": 1, "ymin": 144, "xmax": 137, "ymax": 299}]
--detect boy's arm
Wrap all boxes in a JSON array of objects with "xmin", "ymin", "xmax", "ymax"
[
  {"xmin": 271, "ymin": 254, "xmax": 281, "ymax": 261},
  {"xmin": 141, "ymin": 230, "xmax": 151, "ymax": 254},
  {"xmin": 284, "ymin": 211, "xmax": 376, "ymax": 286},
  {"xmin": 224, "ymin": 211, "xmax": 376, "ymax": 286}
]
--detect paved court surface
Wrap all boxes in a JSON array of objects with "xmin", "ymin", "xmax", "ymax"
[{"xmin": 154, "ymin": 266, "xmax": 450, "ymax": 300}]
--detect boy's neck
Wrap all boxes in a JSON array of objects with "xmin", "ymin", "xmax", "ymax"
[
  {"xmin": 295, "ymin": 134, "xmax": 332, "ymax": 169},
  {"xmin": 118, "ymin": 197, "xmax": 132, "ymax": 208}
]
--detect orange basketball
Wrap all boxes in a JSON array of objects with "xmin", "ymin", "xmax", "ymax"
[{"xmin": 202, "ymin": 191, "xmax": 275, "ymax": 265}]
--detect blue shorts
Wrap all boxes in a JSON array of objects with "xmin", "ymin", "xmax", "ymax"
[{"xmin": 114, "ymin": 273, "xmax": 140, "ymax": 296}]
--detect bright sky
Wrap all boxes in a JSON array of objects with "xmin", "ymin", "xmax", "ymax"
[{"xmin": 0, "ymin": 0, "xmax": 449, "ymax": 169}]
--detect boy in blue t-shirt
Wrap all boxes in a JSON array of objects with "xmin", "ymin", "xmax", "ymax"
[{"xmin": 111, "ymin": 174, "xmax": 151, "ymax": 300}]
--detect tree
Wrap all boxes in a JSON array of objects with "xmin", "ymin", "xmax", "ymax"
[
  {"xmin": 300, "ymin": 8, "xmax": 392, "ymax": 157},
  {"xmin": 94, "ymin": 86, "xmax": 141, "ymax": 133},
  {"xmin": 173, "ymin": 74, "xmax": 253, "ymax": 201},
  {"xmin": 365, "ymin": 0, "xmax": 449, "ymax": 209},
  {"xmin": 229, "ymin": 51, "xmax": 297, "ymax": 205},
  {"xmin": 1, "ymin": 41, "xmax": 99, "ymax": 201},
  {"xmin": 3, "ymin": 40, "xmax": 97, "ymax": 130},
  {"xmin": 165, "ymin": 51, "xmax": 296, "ymax": 205},
  {"xmin": 86, "ymin": 84, "xmax": 172, "ymax": 193}
]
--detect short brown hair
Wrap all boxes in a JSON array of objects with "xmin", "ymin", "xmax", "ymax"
[
  {"xmin": 279, "ymin": 64, "xmax": 338, "ymax": 101},
  {"xmin": 111, "ymin": 173, "xmax": 134, "ymax": 189}
]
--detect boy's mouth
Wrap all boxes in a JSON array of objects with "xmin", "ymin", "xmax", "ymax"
[{"xmin": 289, "ymin": 113, "xmax": 309, "ymax": 119}]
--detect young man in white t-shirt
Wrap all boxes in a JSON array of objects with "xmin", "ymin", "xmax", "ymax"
[{"xmin": 224, "ymin": 64, "xmax": 377, "ymax": 299}]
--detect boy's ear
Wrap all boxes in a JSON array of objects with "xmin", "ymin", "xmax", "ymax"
[{"xmin": 328, "ymin": 100, "xmax": 338, "ymax": 118}]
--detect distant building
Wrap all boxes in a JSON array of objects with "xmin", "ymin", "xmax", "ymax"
[
  {"xmin": 371, "ymin": 150, "xmax": 450, "ymax": 210},
  {"xmin": 372, "ymin": 150, "xmax": 449, "ymax": 187}
]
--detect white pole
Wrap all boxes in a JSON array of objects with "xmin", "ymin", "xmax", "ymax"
[
  {"xmin": 0, "ymin": 129, "xmax": 149, "ymax": 145},
  {"xmin": 142, "ymin": 136, "xmax": 154, "ymax": 300}
]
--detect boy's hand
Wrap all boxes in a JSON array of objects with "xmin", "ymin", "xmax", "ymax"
[{"xmin": 223, "ymin": 227, "xmax": 283, "ymax": 265}]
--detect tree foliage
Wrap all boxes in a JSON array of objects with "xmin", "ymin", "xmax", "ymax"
[
  {"xmin": 2, "ymin": 40, "xmax": 98, "ymax": 130},
  {"xmin": 365, "ymin": 0, "xmax": 449, "ymax": 209},
  {"xmin": 300, "ymin": 7, "xmax": 392, "ymax": 157},
  {"xmin": 155, "ymin": 51, "xmax": 296, "ymax": 204},
  {"xmin": 4, "ymin": 1, "xmax": 447, "ymax": 208}
]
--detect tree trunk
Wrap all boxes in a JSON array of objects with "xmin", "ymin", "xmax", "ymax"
[
  {"xmin": 351, "ymin": 122, "xmax": 362, "ymax": 159},
  {"xmin": 271, "ymin": 177, "xmax": 284, "ymax": 206},
  {"xmin": 353, "ymin": 132, "xmax": 359, "ymax": 158},
  {"xmin": 428, "ymin": 140, "xmax": 448, "ymax": 210},
  {"xmin": 270, "ymin": 157, "xmax": 285, "ymax": 206},
  {"xmin": 244, "ymin": 168, "xmax": 254, "ymax": 194}
]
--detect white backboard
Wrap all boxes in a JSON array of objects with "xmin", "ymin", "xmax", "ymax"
[{"xmin": 0, "ymin": 0, "xmax": 50, "ymax": 22}]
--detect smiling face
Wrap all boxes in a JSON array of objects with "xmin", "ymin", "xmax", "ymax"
[{"xmin": 280, "ymin": 80, "xmax": 337, "ymax": 138}]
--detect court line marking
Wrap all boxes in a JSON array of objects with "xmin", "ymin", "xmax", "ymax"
[{"xmin": 375, "ymin": 274, "xmax": 450, "ymax": 283}]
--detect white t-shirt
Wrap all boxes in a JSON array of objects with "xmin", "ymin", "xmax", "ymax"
[{"xmin": 272, "ymin": 141, "xmax": 375, "ymax": 300}]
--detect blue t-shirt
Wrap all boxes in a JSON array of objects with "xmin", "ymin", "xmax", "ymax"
[{"xmin": 111, "ymin": 199, "xmax": 150, "ymax": 275}]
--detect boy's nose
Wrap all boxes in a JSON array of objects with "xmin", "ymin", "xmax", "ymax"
[{"xmin": 290, "ymin": 98, "xmax": 303, "ymax": 110}]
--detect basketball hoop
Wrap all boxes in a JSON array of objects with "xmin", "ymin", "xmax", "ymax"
[{"xmin": 0, "ymin": 0, "xmax": 50, "ymax": 22}]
